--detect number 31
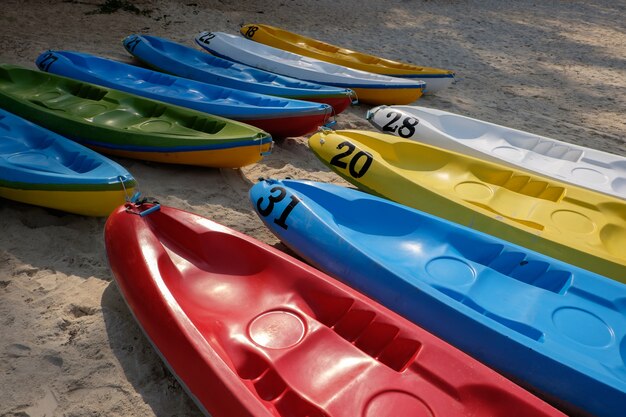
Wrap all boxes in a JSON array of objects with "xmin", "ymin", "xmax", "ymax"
[{"xmin": 256, "ymin": 186, "xmax": 300, "ymax": 230}]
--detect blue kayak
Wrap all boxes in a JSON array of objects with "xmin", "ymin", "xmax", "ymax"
[
  {"xmin": 121, "ymin": 34, "xmax": 355, "ymax": 114},
  {"xmin": 0, "ymin": 109, "xmax": 136, "ymax": 216},
  {"xmin": 36, "ymin": 50, "xmax": 333, "ymax": 138},
  {"xmin": 249, "ymin": 178, "xmax": 626, "ymax": 417}
]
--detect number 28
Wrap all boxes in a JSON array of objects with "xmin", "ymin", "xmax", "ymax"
[{"xmin": 382, "ymin": 111, "xmax": 419, "ymax": 138}]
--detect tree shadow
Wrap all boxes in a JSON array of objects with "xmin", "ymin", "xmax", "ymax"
[
  {"xmin": 101, "ymin": 281, "xmax": 204, "ymax": 416},
  {"xmin": 0, "ymin": 201, "xmax": 111, "ymax": 280},
  {"xmin": 371, "ymin": 2, "xmax": 626, "ymax": 152}
]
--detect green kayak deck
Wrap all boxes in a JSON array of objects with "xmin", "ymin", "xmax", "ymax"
[{"xmin": 0, "ymin": 64, "xmax": 273, "ymax": 167}]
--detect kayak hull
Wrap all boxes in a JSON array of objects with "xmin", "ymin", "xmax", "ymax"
[
  {"xmin": 37, "ymin": 50, "xmax": 333, "ymax": 138},
  {"xmin": 240, "ymin": 23, "xmax": 455, "ymax": 94},
  {"xmin": 0, "ymin": 109, "xmax": 134, "ymax": 216},
  {"xmin": 367, "ymin": 105, "xmax": 626, "ymax": 199},
  {"xmin": 351, "ymin": 86, "xmax": 423, "ymax": 106},
  {"xmin": 241, "ymin": 112, "xmax": 333, "ymax": 138},
  {"xmin": 249, "ymin": 179, "xmax": 626, "ymax": 417},
  {"xmin": 105, "ymin": 203, "xmax": 565, "ymax": 417},
  {"xmin": 195, "ymin": 31, "xmax": 425, "ymax": 105},
  {"xmin": 308, "ymin": 129, "xmax": 626, "ymax": 283},
  {"xmin": 0, "ymin": 186, "xmax": 131, "ymax": 216},
  {"xmin": 122, "ymin": 34, "xmax": 354, "ymax": 113},
  {"xmin": 88, "ymin": 142, "xmax": 272, "ymax": 168},
  {"xmin": 0, "ymin": 65, "xmax": 272, "ymax": 168}
]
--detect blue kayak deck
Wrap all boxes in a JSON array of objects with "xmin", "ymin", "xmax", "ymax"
[
  {"xmin": 249, "ymin": 178, "xmax": 626, "ymax": 417},
  {"xmin": 122, "ymin": 34, "xmax": 354, "ymax": 100},
  {"xmin": 0, "ymin": 109, "xmax": 132, "ymax": 187},
  {"xmin": 36, "ymin": 50, "xmax": 331, "ymax": 120}
]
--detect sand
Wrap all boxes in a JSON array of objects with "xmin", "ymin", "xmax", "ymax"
[{"xmin": 0, "ymin": 0, "xmax": 624, "ymax": 415}]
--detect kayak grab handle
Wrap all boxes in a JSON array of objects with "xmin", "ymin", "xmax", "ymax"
[
  {"xmin": 365, "ymin": 105, "xmax": 385, "ymax": 121},
  {"xmin": 257, "ymin": 177, "xmax": 279, "ymax": 184},
  {"xmin": 348, "ymin": 89, "xmax": 359, "ymax": 105},
  {"xmin": 260, "ymin": 140, "xmax": 274, "ymax": 156},
  {"xmin": 125, "ymin": 200, "xmax": 161, "ymax": 216},
  {"xmin": 130, "ymin": 191, "xmax": 142, "ymax": 203},
  {"xmin": 321, "ymin": 120, "xmax": 337, "ymax": 131},
  {"xmin": 139, "ymin": 204, "xmax": 161, "ymax": 217},
  {"xmin": 123, "ymin": 191, "xmax": 161, "ymax": 216}
]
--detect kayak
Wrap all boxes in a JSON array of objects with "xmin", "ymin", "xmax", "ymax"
[
  {"xmin": 240, "ymin": 24, "xmax": 455, "ymax": 94},
  {"xmin": 0, "ymin": 64, "xmax": 272, "ymax": 168},
  {"xmin": 105, "ymin": 201, "xmax": 565, "ymax": 417},
  {"xmin": 122, "ymin": 34, "xmax": 354, "ymax": 114},
  {"xmin": 308, "ymin": 129, "xmax": 626, "ymax": 282},
  {"xmin": 249, "ymin": 178, "xmax": 626, "ymax": 417},
  {"xmin": 0, "ymin": 109, "xmax": 135, "ymax": 216},
  {"xmin": 195, "ymin": 31, "xmax": 426, "ymax": 105},
  {"xmin": 36, "ymin": 50, "xmax": 333, "ymax": 138},
  {"xmin": 367, "ymin": 105, "xmax": 626, "ymax": 199}
]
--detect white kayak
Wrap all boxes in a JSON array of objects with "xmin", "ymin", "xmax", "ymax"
[
  {"xmin": 367, "ymin": 105, "xmax": 626, "ymax": 200},
  {"xmin": 194, "ymin": 31, "xmax": 426, "ymax": 105}
]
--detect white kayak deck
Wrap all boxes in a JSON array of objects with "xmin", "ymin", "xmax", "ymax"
[
  {"xmin": 367, "ymin": 105, "xmax": 626, "ymax": 199},
  {"xmin": 195, "ymin": 31, "xmax": 425, "ymax": 90}
]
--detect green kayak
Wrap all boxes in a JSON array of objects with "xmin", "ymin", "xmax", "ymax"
[{"xmin": 0, "ymin": 64, "xmax": 273, "ymax": 168}]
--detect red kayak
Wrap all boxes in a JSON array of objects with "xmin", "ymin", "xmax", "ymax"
[{"xmin": 105, "ymin": 202, "xmax": 566, "ymax": 417}]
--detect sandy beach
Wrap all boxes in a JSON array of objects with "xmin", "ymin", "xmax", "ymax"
[{"xmin": 0, "ymin": 0, "xmax": 625, "ymax": 415}]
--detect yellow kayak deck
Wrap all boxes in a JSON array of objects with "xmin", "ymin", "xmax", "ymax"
[
  {"xmin": 241, "ymin": 24, "xmax": 455, "ymax": 79},
  {"xmin": 308, "ymin": 129, "xmax": 626, "ymax": 282}
]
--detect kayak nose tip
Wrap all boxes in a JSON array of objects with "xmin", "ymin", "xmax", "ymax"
[
  {"xmin": 257, "ymin": 177, "xmax": 279, "ymax": 185},
  {"xmin": 365, "ymin": 105, "xmax": 386, "ymax": 121}
]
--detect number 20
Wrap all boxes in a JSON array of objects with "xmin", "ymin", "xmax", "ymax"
[{"xmin": 329, "ymin": 141, "xmax": 373, "ymax": 178}]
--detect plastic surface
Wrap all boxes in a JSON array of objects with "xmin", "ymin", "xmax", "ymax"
[
  {"xmin": 368, "ymin": 105, "xmax": 626, "ymax": 199},
  {"xmin": 195, "ymin": 32, "xmax": 425, "ymax": 105},
  {"xmin": 36, "ymin": 50, "xmax": 332, "ymax": 138},
  {"xmin": 122, "ymin": 34, "xmax": 354, "ymax": 113},
  {"xmin": 240, "ymin": 23, "xmax": 455, "ymax": 94},
  {"xmin": 249, "ymin": 178, "xmax": 626, "ymax": 417},
  {"xmin": 0, "ymin": 109, "xmax": 134, "ymax": 215},
  {"xmin": 0, "ymin": 64, "xmax": 272, "ymax": 168},
  {"xmin": 308, "ymin": 129, "xmax": 626, "ymax": 282},
  {"xmin": 105, "ymin": 203, "xmax": 565, "ymax": 417}
]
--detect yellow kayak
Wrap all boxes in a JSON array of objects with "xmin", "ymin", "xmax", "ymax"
[
  {"xmin": 241, "ymin": 24, "xmax": 455, "ymax": 94},
  {"xmin": 308, "ymin": 129, "xmax": 626, "ymax": 282}
]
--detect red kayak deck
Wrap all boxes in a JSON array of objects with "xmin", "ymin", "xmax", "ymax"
[{"xmin": 104, "ymin": 203, "xmax": 565, "ymax": 417}]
